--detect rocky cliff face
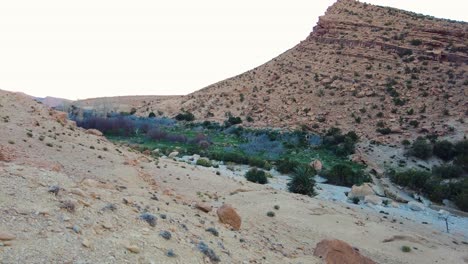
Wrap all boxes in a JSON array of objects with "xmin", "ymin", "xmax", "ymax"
[{"xmin": 152, "ymin": 0, "xmax": 467, "ymax": 143}]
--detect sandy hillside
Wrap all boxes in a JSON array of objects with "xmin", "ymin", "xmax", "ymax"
[
  {"xmin": 1, "ymin": 89, "xmax": 468, "ymax": 264},
  {"xmin": 69, "ymin": 0, "xmax": 468, "ymax": 147}
]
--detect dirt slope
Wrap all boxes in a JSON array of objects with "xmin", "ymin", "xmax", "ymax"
[{"xmin": 1, "ymin": 89, "xmax": 468, "ymax": 263}]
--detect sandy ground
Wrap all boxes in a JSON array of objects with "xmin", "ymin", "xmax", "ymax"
[{"xmin": 1, "ymin": 89, "xmax": 468, "ymax": 264}]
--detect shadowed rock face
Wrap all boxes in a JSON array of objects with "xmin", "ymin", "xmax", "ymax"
[{"xmin": 314, "ymin": 239, "xmax": 376, "ymax": 264}]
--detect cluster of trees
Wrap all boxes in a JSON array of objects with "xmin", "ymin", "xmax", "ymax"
[{"xmin": 390, "ymin": 167, "xmax": 468, "ymax": 211}]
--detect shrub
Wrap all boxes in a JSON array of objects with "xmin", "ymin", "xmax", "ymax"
[
  {"xmin": 326, "ymin": 164, "xmax": 369, "ymax": 187},
  {"xmin": 248, "ymin": 157, "xmax": 272, "ymax": 170},
  {"xmin": 239, "ymin": 133, "xmax": 284, "ymax": 160},
  {"xmin": 196, "ymin": 158, "xmax": 212, "ymax": 167},
  {"xmin": 287, "ymin": 165, "xmax": 316, "ymax": 196},
  {"xmin": 148, "ymin": 112, "xmax": 156, "ymax": 118},
  {"xmin": 245, "ymin": 168, "xmax": 268, "ymax": 184},
  {"xmin": 276, "ymin": 158, "xmax": 300, "ymax": 174},
  {"xmin": 225, "ymin": 116, "xmax": 242, "ymax": 126},
  {"xmin": 432, "ymin": 164, "xmax": 463, "ymax": 179},
  {"xmin": 376, "ymin": 127, "xmax": 392, "ymax": 135},
  {"xmin": 454, "ymin": 140, "xmax": 468, "ymax": 156},
  {"xmin": 409, "ymin": 137, "xmax": 433, "ymax": 160},
  {"xmin": 401, "ymin": 245, "xmax": 411, "ymax": 252},
  {"xmin": 433, "ymin": 140, "xmax": 455, "ymax": 161},
  {"xmin": 266, "ymin": 211, "xmax": 275, "ymax": 217},
  {"xmin": 390, "ymin": 169, "xmax": 431, "ymax": 190},
  {"xmin": 455, "ymin": 179, "xmax": 468, "ymax": 211},
  {"xmin": 175, "ymin": 111, "xmax": 195, "ymax": 121},
  {"xmin": 454, "ymin": 154, "xmax": 468, "ymax": 171}
]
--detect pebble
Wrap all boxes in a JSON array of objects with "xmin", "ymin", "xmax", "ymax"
[
  {"xmin": 102, "ymin": 222, "xmax": 113, "ymax": 229},
  {"xmin": 72, "ymin": 225, "xmax": 81, "ymax": 234},
  {"xmin": 159, "ymin": 231, "xmax": 172, "ymax": 240},
  {"xmin": 166, "ymin": 249, "xmax": 176, "ymax": 257},
  {"xmin": 125, "ymin": 245, "xmax": 140, "ymax": 253},
  {"xmin": 82, "ymin": 238, "xmax": 91, "ymax": 248},
  {"xmin": 0, "ymin": 232, "xmax": 16, "ymax": 241}
]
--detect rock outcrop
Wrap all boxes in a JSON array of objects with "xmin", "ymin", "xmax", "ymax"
[
  {"xmin": 217, "ymin": 204, "xmax": 242, "ymax": 230},
  {"xmin": 314, "ymin": 239, "xmax": 376, "ymax": 264}
]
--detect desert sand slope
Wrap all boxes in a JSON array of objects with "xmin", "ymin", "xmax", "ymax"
[{"xmin": 1, "ymin": 90, "xmax": 468, "ymax": 263}]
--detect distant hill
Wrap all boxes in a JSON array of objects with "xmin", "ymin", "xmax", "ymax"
[
  {"xmin": 69, "ymin": 0, "xmax": 468, "ymax": 144},
  {"xmin": 34, "ymin": 96, "xmax": 72, "ymax": 109}
]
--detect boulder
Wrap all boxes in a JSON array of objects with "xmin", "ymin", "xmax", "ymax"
[
  {"xmin": 217, "ymin": 204, "xmax": 241, "ymax": 230},
  {"xmin": 364, "ymin": 195, "xmax": 382, "ymax": 206},
  {"xmin": 408, "ymin": 201, "xmax": 426, "ymax": 211},
  {"xmin": 168, "ymin": 151, "xmax": 179, "ymax": 158},
  {"xmin": 310, "ymin": 159, "xmax": 323, "ymax": 172},
  {"xmin": 314, "ymin": 239, "xmax": 376, "ymax": 264},
  {"xmin": 86, "ymin": 129, "xmax": 103, "ymax": 136},
  {"xmin": 348, "ymin": 183, "xmax": 375, "ymax": 200}
]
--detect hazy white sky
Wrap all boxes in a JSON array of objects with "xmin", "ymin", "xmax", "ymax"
[{"xmin": 0, "ymin": 0, "xmax": 466, "ymax": 100}]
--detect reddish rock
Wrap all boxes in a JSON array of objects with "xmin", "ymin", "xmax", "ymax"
[
  {"xmin": 217, "ymin": 204, "xmax": 241, "ymax": 230},
  {"xmin": 314, "ymin": 239, "xmax": 376, "ymax": 264},
  {"xmin": 195, "ymin": 202, "xmax": 212, "ymax": 213}
]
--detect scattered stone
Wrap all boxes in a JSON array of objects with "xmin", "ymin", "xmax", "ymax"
[
  {"xmin": 60, "ymin": 200, "xmax": 76, "ymax": 212},
  {"xmin": 82, "ymin": 238, "xmax": 91, "ymax": 248},
  {"xmin": 168, "ymin": 151, "xmax": 179, "ymax": 158},
  {"xmin": 166, "ymin": 249, "xmax": 176, "ymax": 257},
  {"xmin": 195, "ymin": 202, "xmax": 212, "ymax": 213},
  {"xmin": 408, "ymin": 201, "xmax": 426, "ymax": 211},
  {"xmin": 86, "ymin": 129, "xmax": 103, "ymax": 136},
  {"xmin": 160, "ymin": 214, "xmax": 167, "ymax": 219},
  {"xmin": 314, "ymin": 239, "xmax": 376, "ymax": 264},
  {"xmin": 48, "ymin": 185, "xmax": 60, "ymax": 196},
  {"xmin": 206, "ymin": 227, "xmax": 219, "ymax": 237},
  {"xmin": 217, "ymin": 204, "xmax": 241, "ymax": 230},
  {"xmin": 102, "ymin": 222, "xmax": 113, "ymax": 229},
  {"xmin": 364, "ymin": 195, "xmax": 383, "ymax": 206},
  {"xmin": 159, "ymin": 230, "xmax": 172, "ymax": 240},
  {"xmin": 198, "ymin": 241, "xmax": 220, "ymax": 263},
  {"xmin": 310, "ymin": 159, "xmax": 323, "ymax": 172},
  {"xmin": 72, "ymin": 225, "xmax": 81, "ymax": 234},
  {"xmin": 125, "ymin": 244, "xmax": 140, "ymax": 253},
  {"xmin": 348, "ymin": 183, "xmax": 375, "ymax": 200},
  {"xmin": 102, "ymin": 203, "xmax": 117, "ymax": 212},
  {"xmin": 0, "ymin": 232, "xmax": 16, "ymax": 241},
  {"xmin": 140, "ymin": 213, "xmax": 157, "ymax": 227},
  {"xmin": 69, "ymin": 188, "xmax": 86, "ymax": 197}
]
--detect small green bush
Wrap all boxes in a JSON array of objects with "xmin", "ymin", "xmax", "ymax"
[
  {"xmin": 401, "ymin": 245, "xmax": 411, "ymax": 252},
  {"xmin": 196, "ymin": 158, "xmax": 212, "ymax": 167},
  {"xmin": 276, "ymin": 158, "xmax": 300, "ymax": 174},
  {"xmin": 433, "ymin": 140, "xmax": 455, "ymax": 161},
  {"xmin": 326, "ymin": 164, "xmax": 369, "ymax": 187},
  {"xmin": 409, "ymin": 137, "xmax": 433, "ymax": 160},
  {"xmin": 248, "ymin": 157, "xmax": 272, "ymax": 170},
  {"xmin": 287, "ymin": 165, "xmax": 316, "ymax": 196},
  {"xmin": 432, "ymin": 164, "xmax": 463, "ymax": 179},
  {"xmin": 245, "ymin": 168, "xmax": 268, "ymax": 184},
  {"xmin": 266, "ymin": 211, "xmax": 275, "ymax": 217},
  {"xmin": 148, "ymin": 112, "xmax": 156, "ymax": 118},
  {"xmin": 175, "ymin": 111, "xmax": 195, "ymax": 121}
]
